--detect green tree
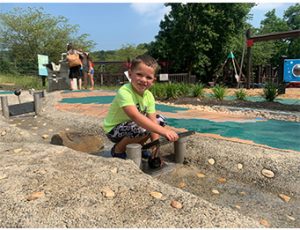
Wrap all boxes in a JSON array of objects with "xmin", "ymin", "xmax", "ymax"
[
  {"xmin": 0, "ymin": 7, "xmax": 95, "ymax": 74},
  {"xmin": 148, "ymin": 3, "xmax": 254, "ymax": 83},
  {"xmin": 284, "ymin": 3, "xmax": 300, "ymax": 58}
]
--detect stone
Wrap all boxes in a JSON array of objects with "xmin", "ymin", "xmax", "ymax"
[
  {"xmin": 278, "ymin": 193, "xmax": 291, "ymax": 202},
  {"xmin": 150, "ymin": 191, "xmax": 163, "ymax": 199},
  {"xmin": 177, "ymin": 181, "xmax": 186, "ymax": 188},
  {"xmin": 26, "ymin": 191, "xmax": 45, "ymax": 201},
  {"xmin": 196, "ymin": 172, "xmax": 205, "ymax": 178},
  {"xmin": 208, "ymin": 158, "xmax": 215, "ymax": 165},
  {"xmin": 261, "ymin": 169, "xmax": 275, "ymax": 178},
  {"xmin": 212, "ymin": 189, "xmax": 220, "ymax": 195},
  {"xmin": 50, "ymin": 131, "xmax": 104, "ymax": 154},
  {"xmin": 286, "ymin": 215, "xmax": 295, "ymax": 221},
  {"xmin": 237, "ymin": 163, "xmax": 243, "ymax": 170},
  {"xmin": 260, "ymin": 219, "xmax": 270, "ymax": 227},
  {"xmin": 218, "ymin": 177, "xmax": 227, "ymax": 183},
  {"xmin": 101, "ymin": 187, "xmax": 115, "ymax": 198},
  {"xmin": 171, "ymin": 200, "xmax": 183, "ymax": 209},
  {"xmin": 42, "ymin": 134, "xmax": 49, "ymax": 139},
  {"xmin": 1, "ymin": 131, "xmax": 6, "ymax": 136},
  {"xmin": 13, "ymin": 148, "xmax": 22, "ymax": 153}
]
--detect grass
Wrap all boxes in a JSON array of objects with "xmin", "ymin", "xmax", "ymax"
[{"xmin": 0, "ymin": 74, "xmax": 44, "ymax": 90}]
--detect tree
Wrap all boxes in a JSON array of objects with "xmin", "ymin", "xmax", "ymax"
[
  {"xmin": 284, "ymin": 3, "xmax": 300, "ymax": 58},
  {"xmin": 0, "ymin": 7, "xmax": 95, "ymax": 74},
  {"xmin": 148, "ymin": 3, "xmax": 254, "ymax": 83}
]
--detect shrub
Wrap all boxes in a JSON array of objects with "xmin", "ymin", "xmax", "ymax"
[
  {"xmin": 212, "ymin": 84, "xmax": 227, "ymax": 100},
  {"xmin": 235, "ymin": 89, "xmax": 247, "ymax": 100},
  {"xmin": 150, "ymin": 83, "xmax": 167, "ymax": 100},
  {"xmin": 262, "ymin": 82, "xmax": 278, "ymax": 102},
  {"xmin": 166, "ymin": 83, "xmax": 180, "ymax": 99},
  {"xmin": 192, "ymin": 83, "xmax": 205, "ymax": 97}
]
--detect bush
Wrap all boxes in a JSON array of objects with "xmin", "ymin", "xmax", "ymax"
[
  {"xmin": 192, "ymin": 83, "xmax": 205, "ymax": 97},
  {"xmin": 235, "ymin": 89, "xmax": 247, "ymax": 100},
  {"xmin": 150, "ymin": 83, "xmax": 167, "ymax": 100},
  {"xmin": 212, "ymin": 84, "xmax": 227, "ymax": 100},
  {"xmin": 166, "ymin": 83, "xmax": 180, "ymax": 99},
  {"xmin": 262, "ymin": 82, "xmax": 278, "ymax": 102}
]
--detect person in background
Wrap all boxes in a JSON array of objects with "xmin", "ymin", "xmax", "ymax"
[
  {"xmin": 67, "ymin": 43, "xmax": 82, "ymax": 90},
  {"xmin": 88, "ymin": 57, "xmax": 95, "ymax": 90},
  {"xmin": 103, "ymin": 54, "xmax": 179, "ymax": 160},
  {"xmin": 80, "ymin": 50, "xmax": 89, "ymax": 89}
]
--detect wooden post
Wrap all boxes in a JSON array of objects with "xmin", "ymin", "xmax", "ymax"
[
  {"xmin": 246, "ymin": 29, "xmax": 252, "ymax": 89},
  {"xmin": 1, "ymin": 96, "xmax": 9, "ymax": 119}
]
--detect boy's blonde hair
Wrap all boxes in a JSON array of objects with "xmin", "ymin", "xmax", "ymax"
[{"xmin": 130, "ymin": 54, "xmax": 160, "ymax": 75}]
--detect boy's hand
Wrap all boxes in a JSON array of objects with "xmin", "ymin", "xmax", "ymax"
[{"xmin": 164, "ymin": 130, "xmax": 179, "ymax": 142}]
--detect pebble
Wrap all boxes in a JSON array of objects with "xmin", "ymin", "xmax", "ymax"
[
  {"xmin": 110, "ymin": 168, "xmax": 118, "ymax": 174},
  {"xmin": 212, "ymin": 189, "xmax": 220, "ymax": 195},
  {"xmin": 150, "ymin": 191, "xmax": 163, "ymax": 200},
  {"xmin": 171, "ymin": 200, "xmax": 183, "ymax": 209},
  {"xmin": 0, "ymin": 174, "xmax": 8, "ymax": 180},
  {"xmin": 13, "ymin": 148, "xmax": 22, "ymax": 153},
  {"xmin": 196, "ymin": 172, "xmax": 205, "ymax": 178},
  {"xmin": 48, "ymin": 129, "xmax": 53, "ymax": 132},
  {"xmin": 260, "ymin": 219, "xmax": 270, "ymax": 227},
  {"xmin": 278, "ymin": 193, "xmax": 291, "ymax": 202},
  {"xmin": 1, "ymin": 131, "xmax": 6, "ymax": 136},
  {"xmin": 239, "ymin": 191, "xmax": 246, "ymax": 196},
  {"xmin": 286, "ymin": 215, "xmax": 295, "ymax": 221},
  {"xmin": 26, "ymin": 191, "xmax": 45, "ymax": 201},
  {"xmin": 101, "ymin": 187, "xmax": 115, "ymax": 198},
  {"xmin": 43, "ymin": 123, "xmax": 47, "ymax": 126},
  {"xmin": 208, "ymin": 158, "xmax": 215, "ymax": 165},
  {"xmin": 261, "ymin": 169, "xmax": 275, "ymax": 178},
  {"xmin": 217, "ymin": 177, "xmax": 227, "ymax": 183},
  {"xmin": 42, "ymin": 134, "xmax": 49, "ymax": 139},
  {"xmin": 235, "ymin": 205, "xmax": 241, "ymax": 209},
  {"xmin": 65, "ymin": 128, "xmax": 70, "ymax": 131},
  {"xmin": 177, "ymin": 181, "xmax": 186, "ymax": 188},
  {"xmin": 237, "ymin": 163, "xmax": 243, "ymax": 170}
]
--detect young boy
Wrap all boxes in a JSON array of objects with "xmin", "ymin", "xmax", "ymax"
[{"xmin": 103, "ymin": 54, "xmax": 179, "ymax": 159}]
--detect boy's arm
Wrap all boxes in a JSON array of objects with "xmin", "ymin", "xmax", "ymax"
[
  {"xmin": 147, "ymin": 112, "xmax": 160, "ymax": 141},
  {"xmin": 122, "ymin": 105, "xmax": 178, "ymax": 142}
]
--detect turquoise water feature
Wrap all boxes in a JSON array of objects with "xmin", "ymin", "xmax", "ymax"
[{"xmin": 59, "ymin": 95, "xmax": 300, "ymax": 152}]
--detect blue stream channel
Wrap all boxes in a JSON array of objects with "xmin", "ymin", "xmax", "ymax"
[{"xmin": 59, "ymin": 95, "xmax": 300, "ymax": 152}]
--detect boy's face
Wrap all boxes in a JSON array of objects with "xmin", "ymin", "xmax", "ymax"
[{"xmin": 129, "ymin": 62, "xmax": 156, "ymax": 95}]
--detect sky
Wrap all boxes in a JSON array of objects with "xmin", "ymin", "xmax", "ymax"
[{"xmin": 0, "ymin": 1, "xmax": 297, "ymax": 51}]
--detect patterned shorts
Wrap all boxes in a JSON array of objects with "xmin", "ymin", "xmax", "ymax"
[{"xmin": 106, "ymin": 114, "xmax": 166, "ymax": 143}]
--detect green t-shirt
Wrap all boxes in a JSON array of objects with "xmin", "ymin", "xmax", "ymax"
[{"xmin": 103, "ymin": 83, "xmax": 156, "ymax": 133}]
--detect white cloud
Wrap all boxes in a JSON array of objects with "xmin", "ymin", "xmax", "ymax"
[{"xmin": 130, "ymin": 3, "xmax": 171, "ymax": 23}]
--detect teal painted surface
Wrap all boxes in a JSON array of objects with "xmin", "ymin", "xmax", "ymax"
[
  {"xmin": 60, "ymin": 96, "xmax": 189, "ymax": 113},
  {"xmin": 167, "ymin": 118, "xmax": 300, "ymax": 152},
  {"xmin": 59, "ymin": 95, "xmax": 300, "ymax": 151},
  {"xmin": 0, "ymin": 91, "xmax": 13, "ymax": 94},
  {"xmin": 60, "ymin": 96, "xmax": 115, "ymax": 104},
  {"xmin": 62, "ymin": 90, "xmax": 91, "ymax": 93}
]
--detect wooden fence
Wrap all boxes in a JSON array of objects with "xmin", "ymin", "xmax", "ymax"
[{"xmin": 94, "ymin": 72, "xmax": 196, "ymax": 86}]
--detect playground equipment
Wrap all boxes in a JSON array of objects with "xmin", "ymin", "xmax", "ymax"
[
  {"xmin": 126, "ymin": 131, "xmax": 195, "ymax": 168},
  {"xmin": 245, "ymin": 29, "xmax": 300, "ymax": 90},
  {"xmin": 44, "ymin": 53, "xmax": 70, "ymax": 92},
  {"xmin": 283, "ymin": 59, "xmax": 300, "ymax": 87},
  {"xmin": 1, "ymin": 90, "xmax": 45, "ymax": 118}
]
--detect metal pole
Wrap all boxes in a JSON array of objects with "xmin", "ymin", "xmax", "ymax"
[
  {"xmin": 126, "ymin": 143, "xmax": 142, "ymax": 168},
  {"xmin": 33, "ymin": 92, "xmax": 41, "ymax": 115},
  {"xmin": 1, "ymin": 96, "xmax": 9, "ymax": 119},
  {"xmin": 174, "ymin": 137, "xmax": 187, "ymax": 164}
]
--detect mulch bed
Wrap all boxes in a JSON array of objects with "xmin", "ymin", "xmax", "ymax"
[{"xmin": 162, "ymin": 97, "xmax": 300, "ymax": 112}]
